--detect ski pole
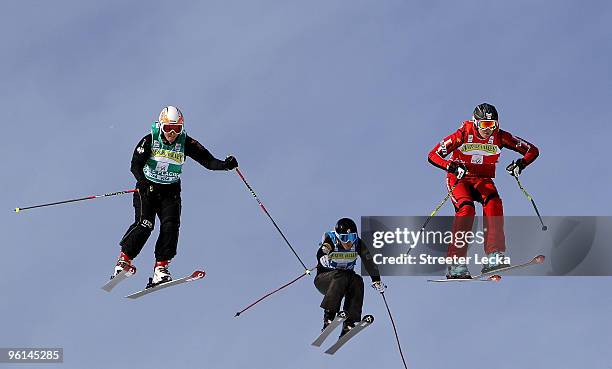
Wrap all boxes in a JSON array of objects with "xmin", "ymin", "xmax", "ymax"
[
  {"xmin": 14, "ymin": 189, "xmax": 138, "ymax": 213},
  {"xmin": 235, "ymin": 268, "xmax": 315, "ymax": 317},
  {"xmin": 380, "ymin": 291, "xmax": 408, "ymax": 369},
  {"xmin": 235, "ymin": 167, "xmax": 309, "ymax": 272},
  {"xmin": 406, "ymin": 179, "xmax": 460, "ymax": 255},
  {"xmin": 512, "ymin": 176, "xmax": 547, "ymax": 231}
]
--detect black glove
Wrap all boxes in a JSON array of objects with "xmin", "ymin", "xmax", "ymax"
[
  {"xmin": 224, "ymin": 155, "xmax": 238, "ymax": 170},
  {"xmin": 506, "ymin": 159, "xmax": 526, "ymax": 177},
  {"xmin": 446, "ymin": 161, "xmax": 467, "ymax": 179}
]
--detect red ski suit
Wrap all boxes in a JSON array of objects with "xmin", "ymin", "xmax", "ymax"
[{"xmin": 428, "ymin": 121, "xmax": 539, "ymax": 258}]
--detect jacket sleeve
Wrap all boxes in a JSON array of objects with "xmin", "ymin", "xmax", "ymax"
[
  {"xmin": 427, "ymin": 125, "xmax": 465, "ymax": 171},
  {"xmin": 500, "ymin": 130, "xmax": 540, "ymax": 166},
  {"xmin": 316, "ymin": 234, "xmax": 334, "ymax": 271},
  {"xmin": 130, "ymin": 134, "xmax": 152, "ymax": 183},
  {"xmin": 358, "ymin": 238, "xmax": 381, "ymax": 283},
  {"xmin": 184, "ymin": 135, "xmax": 227, "ymax": 170}
]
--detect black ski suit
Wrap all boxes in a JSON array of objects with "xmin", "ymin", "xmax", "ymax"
[
  {"xmin": 314, "ymin": 234, "xmax": 381, "ymax": 324},
  {"xmin": 119, "ymin": 134, "xmax": 228, "ymax": 261}
]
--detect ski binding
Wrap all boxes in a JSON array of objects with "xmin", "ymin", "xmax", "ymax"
[
  {"xmin": 312, "ymin": 311, "xmax": 347, "ymax": 347},
  {"xmin": 324, "ymin": 315, "xmax": 374, "ymax": 355},
  {"xmin": 101, "ymin": 265, "xmax": 137, "ymax": 292}
]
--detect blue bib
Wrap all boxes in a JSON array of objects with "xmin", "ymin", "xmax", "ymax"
[{"xmin": 325, "ymin": 231, "xmax": 358, "ymax": 270}]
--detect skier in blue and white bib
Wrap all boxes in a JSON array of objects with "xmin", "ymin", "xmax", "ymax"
[{"xmin": 315, "ymin": 218, "xmax": 385, "ymax": 336}]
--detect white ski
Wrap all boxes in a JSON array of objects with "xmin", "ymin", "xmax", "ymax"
[
  {"xmin": 312, "ymin": 311, "xmax": 347, "ymax": 347},
  {"xmin": 427, "ymin": 255, "xmax": 545, "ymax": 283},
  {"xmin": 101, "ymin": 265, "xmax": 137, "ymax": 292},
  {"xmin": 324, "ymin": 315, "xmax": 374, "ymax": 355},
  {"xmin": 125, "ymin": 270, "xmax": 206, "ymax": 299}
]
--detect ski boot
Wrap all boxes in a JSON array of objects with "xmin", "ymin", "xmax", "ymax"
[
  {"xmin": 322, "ymin": 309, "xmax": 337, "ymax": 331},
  {"xmin": 146, "ymin": 260, "xmax": 172, "ymax": 289},
  {"xmin": 446, "ymin": 264, "xmax": 472, "ymax": 279},
  {"xmin": 111, "ymin": 252, "xmax": 134, "ymax": 279},
  {"xmin": 481, "ymin": 252, "xmax": 511, "ymax": 274},
  {"xmin": 340, "ymin": 319, "xmax": 356, "ymax": 338}
]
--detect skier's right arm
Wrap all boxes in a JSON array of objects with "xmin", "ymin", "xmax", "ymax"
[
  {"xmin": 130, "ymin": 135, "xmax": 152, "ymax": 185},
  {"xmin": 316, "ymin": 234, "xmax": 334, "ymax": 271},
  {"xmin": 427, "ymin": 128, "xmax": 464, "ymax": 171}
]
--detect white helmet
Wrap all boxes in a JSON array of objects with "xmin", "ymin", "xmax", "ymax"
[{"xmin": 158, "ymin": 106, "xmax": 184, "ymax": 125}]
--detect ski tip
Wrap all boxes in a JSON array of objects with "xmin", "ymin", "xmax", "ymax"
[
  {"xmin": 489, "ymin": 275, "xmax": 502, "ymax": 282},
  {"xmin": 533, "ymin": 255, "xmax": 546, "ymax": 264},
  {"xmin": 189, "ymin": 270, "xmax": 206, "ymax": 280}
]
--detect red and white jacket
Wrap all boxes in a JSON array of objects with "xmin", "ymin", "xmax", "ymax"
[{"xmin": 428, "ymin": 120, "xmax": 539, "ymax": 178}]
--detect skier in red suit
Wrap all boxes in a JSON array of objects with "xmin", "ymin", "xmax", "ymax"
[{"xmin": 427, "ymin": 103, "xmax": 539, "ymax": 279}]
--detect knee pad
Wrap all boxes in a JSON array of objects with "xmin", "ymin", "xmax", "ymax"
[
  {"xmin": 455, "ymin": 201, "xmax": 476, "ymax": 216},
  {"xmin": 483, "ymin": 194, "xmax": 503, "ymax": 216},
  {"xmin": 483, "ymin": 193, "xmax": 500, "ymax": 206}
]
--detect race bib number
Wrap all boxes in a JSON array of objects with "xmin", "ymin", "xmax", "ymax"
[{"xmin": 329, "ymin": 252, "xmax": 357, "ymax": 261}]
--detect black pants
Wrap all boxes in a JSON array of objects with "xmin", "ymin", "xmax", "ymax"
[
  {"xmin": 119, "ymin": 189, "xmax": 181, "ymax": 261},
  {"xmin": 314, "ymin": 269, "xmax": 364, "ymax": 323}
]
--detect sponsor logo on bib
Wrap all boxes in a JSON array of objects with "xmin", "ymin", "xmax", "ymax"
[
  {"xmin": 471, "ymin": 155, "xmax": 483, "ymax": 164},
  {"xmin": 460, "ymin": 143, "xmax": 498, "ymax": 154}
]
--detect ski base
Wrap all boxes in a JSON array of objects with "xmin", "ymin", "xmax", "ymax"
[
  {"xmin": 427, "ymin": 255, "xmax": 545, "ymax": 283},
  {"xmin": 125, "ymin": 270, "xmax": 205, "ymax": 299},
  {"xmin": 324, "ymin": 315, "xmax": 374, "ymax": 355},
  {"xmin": 101, "ymin": 265, "xmax": 137, "ymax": 292},
  {"xmin": 312, "ymin": 311, "xmax": 347, "ymax": 347}
]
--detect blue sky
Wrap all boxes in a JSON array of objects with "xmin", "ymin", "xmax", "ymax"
[{"xmin": 2, "ymin": 1, "xmax": 611, "ymax": 368}]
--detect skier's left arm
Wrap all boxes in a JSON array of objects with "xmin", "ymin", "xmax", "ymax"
[
  {"xmin": 500, "ymin": 130, "xmax": 539, "ymax": 176},
  {"xmin": 358, "ymin": 239, "xmax": 381, "ymax": 283},
  {"xmin": 185, "ymin": 135, "xmax": 238, "ymax": 171}
]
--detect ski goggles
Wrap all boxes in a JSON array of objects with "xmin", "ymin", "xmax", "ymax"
[
  {"xmin": 475, "ymin": 119, "xmax": 498, "ymax": 130},
  {"xmin": 161, "ymin": 123, "xmax": 183, "ymax": 134},
  {"xmin": 335, "ymin": 232, "xmax": 358, "ymax": 244}
]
